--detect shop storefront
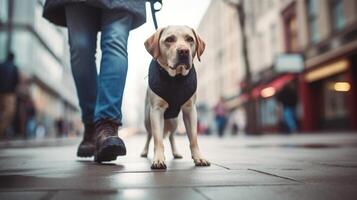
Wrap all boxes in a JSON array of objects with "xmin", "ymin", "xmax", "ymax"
[
  {"xmin": 300, "ymin": 55, "xmax": 357, "ymax": 131},
  {"xmin": 250, "ymin": 73, "xmax": 298, "ymax": 133}
]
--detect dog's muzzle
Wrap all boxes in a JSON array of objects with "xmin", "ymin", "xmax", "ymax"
[{"xmin": 174, "ymin": 48, "xmax": 190, "ymax": 70}]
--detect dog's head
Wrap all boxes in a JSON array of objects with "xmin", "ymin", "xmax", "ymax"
[{"xmin": 145, "ymin": 26, "xmax": 205, "ymax": 77}]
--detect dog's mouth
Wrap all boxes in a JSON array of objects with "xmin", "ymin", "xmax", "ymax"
[{"xmin": 172, "ymin": 62, "xmax": 190, "ymax": 70}]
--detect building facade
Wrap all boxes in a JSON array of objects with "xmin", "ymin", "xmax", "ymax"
[
  {"xmin": 196, "ymin": 0, "xmax": 244, "ymax": 107},
  {"xmin": 197, "ymin": 0, "xmax": 357, "ymax": 134},
  {"xmin": 0, "ymin": 0, "xmax": 80, "ymax": 138},
  {"xmin": 243, "ymin": 0, "xmax": 357, "ymax": 133},
  {"xmin": 243, "ymin": 0, "xmax": 294, "ymax": 133},
  {"xmin": 195, "ymin": 0, "xmax": 246, "ymax": 133},
  {"xmin": 297, "ymin": 0, "xmax": 357, "ymax": 131}
]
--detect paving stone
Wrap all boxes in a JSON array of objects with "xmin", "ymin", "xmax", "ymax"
[
  {"xmin": 0, "ymin": 169, "xmax": 296, "ymax": 191},
  {"xmin": 0, "ymin": 160, "xmax": 224, "ymax": 178},
  {"xmin": 0, "ymin": 191, "xmax": 50, "ymax": 200},
  {"xmin": 249, "ymin": 167, "xmax": 357, "ymax": 184},
  {"xmin": 1, "ymin": 133, "xmax": 357, "ymax": 199},
  {"xmin": 51, "ymin": 188, "xmax": 206, "ymax": 200},
  {"xmin": 197, "ymin": 184, "xmax": 357, "ymax": 200},
  {"xmin": 211, "ymin": 158, "xmax": 315, "ymax": 170}
]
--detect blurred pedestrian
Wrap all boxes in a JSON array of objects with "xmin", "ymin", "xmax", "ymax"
[
  {"xmin": 0, "ymin": 52, "xmax": 19, "ymax": 139},
  {"xmin": 214, "ymin": 97, "xmax": 227, "ymax": 137},
  {"xmin": 24, "ymin": 97, "xmax": 37, "ymax": 139},
  {"xmin": 43, "ymin": 0, "xmax": 146, "ymax": 161},
  {"xmin": 277, "ymin": 81, "xmax": 298, "ymax": 133},
  {"xmin": 227, "ymin": 108, "xmax": 242, "ymax": 136},
  {"xmin": 13, "ymin": 78, "xmax": 37, "ymax": 139},
  {"xmin": 55, "ymin": 118, "xmax": 65, "ymax": 137}
]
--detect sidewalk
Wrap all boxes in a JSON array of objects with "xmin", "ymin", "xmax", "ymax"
[{"xmin": 0, "ymin": 133, "xmax": 357, "ymax": 199}]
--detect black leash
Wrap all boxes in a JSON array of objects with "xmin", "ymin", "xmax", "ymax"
[
  {"xmin": 148, "ymin": 0, "xmax": 162, "ymax": 30},
  {"xmin": 145, "ymin": 1, "xmax": 162, "ymax": 80}
]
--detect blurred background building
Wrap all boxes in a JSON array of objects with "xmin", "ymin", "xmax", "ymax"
[
  {"xmin": 0, "ymin": 0, "xmax": 356, "ymax": 139},
  {"xmin": 0, "ymin": 0, "xmax": 80, "ymax": 139},
  {"xmin": 298, "ymin": 0, "xmax": 357, "ymax": 131},
  {"xmin": 195, "ymin": 0, "xmax": 246, "ymax": 135},
  {"xmin": 196, "ymin": 0, "xmax": 357, "ymax": 134}
]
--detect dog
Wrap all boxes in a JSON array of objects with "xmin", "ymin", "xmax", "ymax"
[{"xmin": 141, "ymin": 25, "xmax": 210, "ymax": 169}]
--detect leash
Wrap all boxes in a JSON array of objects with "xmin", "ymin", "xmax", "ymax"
[
  {"xmin": 145, "ymin": 0, "xmax": 162, "ymax": 79},
  {"xmin": 148, "ymin": 0, "xmax": 162, "ymax": 30}
]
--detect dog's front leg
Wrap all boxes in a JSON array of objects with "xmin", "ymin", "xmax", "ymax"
[
  {"xmin": 182, "ymin": 101, "xmax": 210, "ymax": 166},
  {"xmin": 140, "ymin": 133, "xmax": 151, "ymax": 157},
  {"xmin": 150, "ymin": 105, "xmax": 167, "ymax": 169}
]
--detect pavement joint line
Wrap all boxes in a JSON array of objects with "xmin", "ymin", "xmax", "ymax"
[
  {"xmin": 210, "ymin": 162, "xmax": 230, "ymax": 170},
  {"xmin": 0, "ymin": 168, "xmax": 249, "ymax": 176},
  {"xmin": 192, "ymin": 187, "xmax": 213, "ymax": 200},
  {"xmin": 0, "ymin": 183, "xmax": 301, "ymax": 192},
  {"xmin": 248, "ymin": 168, "xmax": 304, "ymax": 184},
  {"xmin": 316, "ymin": 163, "xmax": 357, "ymax": 168}
]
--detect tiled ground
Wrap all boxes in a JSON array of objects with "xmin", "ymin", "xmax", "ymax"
[{"xmin": 1, "ymin": 133, "xmax": 357, "ymax": 199}]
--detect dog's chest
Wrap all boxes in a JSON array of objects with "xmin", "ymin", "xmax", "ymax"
[{"xmin": 148, "ymin": 60, "xmax": 197, "ymax": 119}]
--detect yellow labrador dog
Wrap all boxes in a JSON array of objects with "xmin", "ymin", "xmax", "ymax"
[{"xmin": 141, "ymin": 26, "xmax": 210, "ymax": 169}]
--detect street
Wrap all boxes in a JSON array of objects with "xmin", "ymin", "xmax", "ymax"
[{"xmin": 1, "ymin": 133, "xmax": 357, "ymax": 199}]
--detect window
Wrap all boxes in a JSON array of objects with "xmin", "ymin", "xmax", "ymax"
[
  {"xmin": 287, "ymin": 16, "xmax": 298, "ymax": 52},
  {"xmin": 0, "ymin": 32, "xmax": 7, "ymax": 60},
  {"xmin": 260, "ymin": 98, "xmax": 278, "ymax": 126},
  {"xmin": 0, "ymin": 0, "xmax": 8, "ymax": 23},
  {"xmin": 329, "ymin": 0, "xmax": 345, "ymax": 31},
  {"xmin": 282, "ymin": 2, "xmax": 298, "ymax": 52},
  {"xmin": 270, "ymin": 24, "xmax": 277, "ymax": 57},
  {"xmin": 306, "ymin": 0, "xmax": 319, "ymax": 43},
  {"xmin": 257, "ymin": 33, "xmax": 265, "ymax": 67}
]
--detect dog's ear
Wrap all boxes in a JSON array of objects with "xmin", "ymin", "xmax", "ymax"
[
  {"xmin": 144, "ymin": 28, "xmax": 165, "ymax": 59},
  {"xmin": 191, "ymin": 29, "xmax": 206, "ymax": 62}
]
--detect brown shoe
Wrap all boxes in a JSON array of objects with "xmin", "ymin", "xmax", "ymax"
[
  {"xmin": 77, "ymin": 123, "xmax": 96, "ymax": 157},
  {"xmin": 94, "ymin": 119, "xmax": 126, "ymax": 163}
]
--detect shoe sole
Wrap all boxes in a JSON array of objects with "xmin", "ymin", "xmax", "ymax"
[
  {"xmin": 77, "ymin": 145, "xmax": 95, "ymax": 157},
  {"xmin": 77, "ymin": 150, "xmax": 94, "ymax": 158},
  {"xmin": 94, "ymin": 137, "xmax": 126, "ymax": 163}
]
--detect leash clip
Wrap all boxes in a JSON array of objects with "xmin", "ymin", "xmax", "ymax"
[{"xmin": 148, "ymin": 0, "xmax": 162, "ymax": 30}]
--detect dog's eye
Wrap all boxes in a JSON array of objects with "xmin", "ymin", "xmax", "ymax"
[
  {"xmin": 165, "ymin": 36, "xmax": 176, "ymax": 43},
  {"xmin": 186, "ymin": 36, "xmax": 194, "ymax": 43}
]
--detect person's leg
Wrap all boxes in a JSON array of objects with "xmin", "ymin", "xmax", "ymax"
[
  {"xmin": 0, "ymin": 94, "xmax": 7, "ymax": 137},
  {"xmin": 217, "ymin": 116, "xmax": 223, "ymax": 137},
  {"xmin": 65, "ymin": 4, "xmax": 99, "ymax": 157},
  {"xmin": 283, "ymin": 106, "xmax": 297, "ymax": 133},
  {"xmin": 95, "ymin": 12, "xmax": 132, "ymax": 124},
  {"xmin": 0, "ymin": 94, "xmax": 13, "ymax": 138},
  {"xmin": 93, "ymin": 11, "xmax": 133, "ymax": 163},
  {"xmin": 0, "ymin": 94, "xmax": 16, "ymax": 138},
  {"xmin": 66, "ymin": 4, "xmax": 98, "ymax": 125}
]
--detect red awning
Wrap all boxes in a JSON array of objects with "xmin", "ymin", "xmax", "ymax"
[
  {"xmin": 267, "ymin": 74, "xmax": 295, "ymax": 91},
  {"xmin": 251, "ymin": 74, "xmax": 295, "ymax": 99},
  {"xmin": 252, "ymin": 85, "xmax": 265, "ymax": 99}
]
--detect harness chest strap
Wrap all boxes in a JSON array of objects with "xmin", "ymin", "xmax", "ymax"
[{"xmin": 148, "ymin": 60, "xmax": 197, "ymax": 119}]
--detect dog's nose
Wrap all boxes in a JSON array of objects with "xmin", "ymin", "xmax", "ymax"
[{"xmin": 177, "ymin": 48, "xmax": 189, "ymax": 58}]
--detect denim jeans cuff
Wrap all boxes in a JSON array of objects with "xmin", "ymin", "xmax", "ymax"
[{"xmin": 94, "ymin": 117, "xmax": 122, "ymax": 126}]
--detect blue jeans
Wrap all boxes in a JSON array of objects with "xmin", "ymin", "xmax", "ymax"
[
  {"xmin": 283, "ymin": 106, "xmax": 297, "ymax": 133},
  {"xmin": 65, "ymin": 5, "xmax": 132, "ymax": 125},
  {"xmin": 215, "ymin": 116, "xmax": 227, "ymax": 137}
]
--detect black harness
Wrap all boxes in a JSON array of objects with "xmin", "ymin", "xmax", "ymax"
[{"xmin": 148, "ymin": 60, "xmax": 197, "ymax": 119}]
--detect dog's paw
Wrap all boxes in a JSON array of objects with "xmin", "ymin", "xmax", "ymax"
[
  {"xmin": 173, "ymin": 153, "xmax": 183, "ymax": 159},
  {"xmin": 140, "ymin": 151, "xmax": 148, "ymax": 158},
  {"xmin": 151, "ymin": 159, "xmax": 167, "ymax": 169},
  {"xmin": 193, "ymin": 158, "xmax": 210, "ymax": 167}
]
